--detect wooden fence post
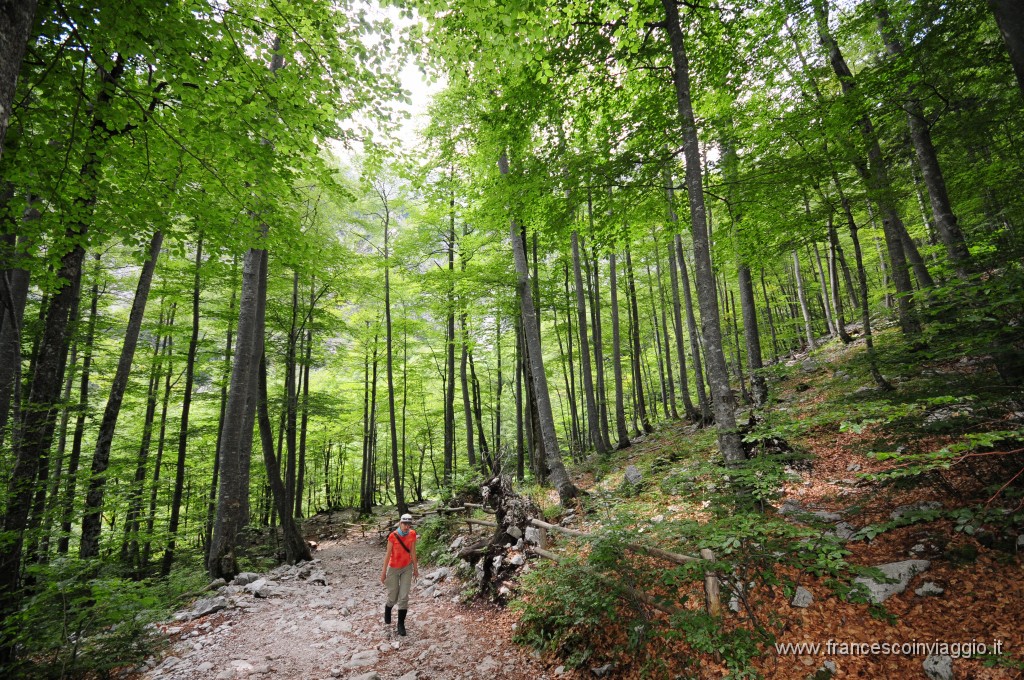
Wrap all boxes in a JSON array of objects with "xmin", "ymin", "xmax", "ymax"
[{"xmin": 700, "ymin": 548, "xmax": 721, "ymax": 616}]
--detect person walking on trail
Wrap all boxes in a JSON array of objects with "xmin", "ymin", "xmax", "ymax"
[{"xmin": 381, "ymin": 513, "xmax": 419, "ymax": 636}]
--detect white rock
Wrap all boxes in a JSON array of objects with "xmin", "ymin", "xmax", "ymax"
[
  {"xmin": 853, "ymin": 560, "xmax": 931, "ymax": 603},
  {"xmin": 915, "ymin": 581, "xmax": 945, "ymax": 596},
  {"xmin": 790, "ymin": 586, "xmax": 813, "ymax": 608},
  {"xmin": 923, "ymin": 654, "xmax": 954, "ymax": 680}
]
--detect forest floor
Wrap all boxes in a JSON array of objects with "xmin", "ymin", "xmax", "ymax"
[{"xmin": 139, "ymin": 527, "xmax": 558, "ymax": 680}]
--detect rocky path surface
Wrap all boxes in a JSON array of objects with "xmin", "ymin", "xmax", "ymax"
[{"xmin": 143, "ymin": 534, "xmax": 558, "ymax": 680}]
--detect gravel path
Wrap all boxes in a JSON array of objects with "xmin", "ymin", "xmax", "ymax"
[{"xmin": 143, "ymin": 534, "xmax": 558, "ymax": 680}]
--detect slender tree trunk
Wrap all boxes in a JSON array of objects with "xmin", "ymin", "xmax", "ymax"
[
  {"xmin": 571, "ymin": 231, "xmax": 607, "ymax": 454},
  {"xmin": 587, "ymin": 246, "xmax": 611, "ymax": 445},
  {"xmin": 624, "ymin": 244, "xmax": 653, "ymax": 434},
  {"xmin": 561, "ymin": 264, "xmax": 581, "ymax": 454},
  {"xmin": 826, "ymin": 215, "xmax": 854, "ymax": 344},
  {"xmin": 141, "ymin": 303, "xmax": 176, "ymax": 571},
  {"xmin": 257, "ymin": 351, "xmax": 311, "ymax": 564},
  {"xmin": 675, "ymin": 237, "xmax": 710, "ymax": 421},
  {"xmin": 297, "ymin": 281, "xmax": 313, "ymax": 519},
  {"xmin": 608, "ymin": 253, "xmax": 631, "ymax": 449},
  {"xmin": 120, "ymin": 308, "xmax": 163, "ymax": 568},
  {"xmin": 644, "ymin": 258, "xmax": 669, "ymax": 420},
  {"xmin": 384, "ymin": 223, "xmax": 405, "ymax": 513},
  {"xmin": 468, "ymin": 347, "xmax": 490, "ymax": 471},
  {"xmin": 58, "ymin": 255, "xmax": 100, "ymax": 555},
  {"xmin": 81, "ymin": 230, "xmax": 163, "ymax": 559},
  {"xmin": 664, "ymin": 174, "xmax": 699, "ymax": 420},
  {"xmin": 738, "ymin": 265, "xmax": 767, "ymax": 405},
  {"xmin": 760, "ymin": 270, "xmax": 780, "ymax": 363},
  {"xmin": 653, "ymin": 235, "xmax": 679, "ymax": 419},
  {"xmin": 459, "ymin": 314, "xmax": 477, "ymax": 468},
  {"xmin": 206, "ymin": 256, "xmax": 237, "ymax": 557},
  {"xmin": 499, "ymin": 153, "xmax": 577, "ymax": 505},
  {"xmin": 514, "ymin": 315, "xmax": 525, "ymax": 481},
  {"xmin": 793, "ymin": 250, "xmax": 816, "ymax": 351},
  {"xmin": 162, "ymin": 236, "xmax": 203, "ymax": 575},
  {"xmin": 813, "ymin": 242, "xmax": 836, "ymax": 336},
  {"xmin": 444, "ymin": 186, "xmax": 456, "ymax": 485},
  {"xmin": 0, "ymin": 233, "xmax": 30, "ymax": 441},
  {"xmin": 662, "ymin": 0, "xmax": 743, "ymax": 462}
]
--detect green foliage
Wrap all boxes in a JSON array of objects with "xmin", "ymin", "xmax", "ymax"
[
  {"xmin": 863, "ymin": 429, "xmax": 1024, "ymax": 483},
  {"xmin": 437, "ymin": 470, "xmax": 486, "ymax": 506},
  {"xmin": 512, "ymin": 557, "xmax": 619, "ymax": 668},
  {"xmin": 661, "ymin": 456, "xmax": 797, "ymax": 514},
  {"xmin": 0, "ymin": 559, "xmax": 196, "ymax": 678},
  {"xmin": 415, "ymin": 513, "xmax": 460, "ymax": 566}
]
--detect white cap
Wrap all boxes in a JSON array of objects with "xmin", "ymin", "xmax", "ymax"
[{"xmin": 400, "ymin": 513, "xmax": 413, "ymax": 523}]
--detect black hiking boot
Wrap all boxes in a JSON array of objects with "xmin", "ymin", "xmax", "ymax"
[
  {"xmin": 384, "ymin": 605, "xmax": 392, "ymax": 624},
  {"xmin": 397, "ymin": 609, "xmax": 407, "ymax": 636}
]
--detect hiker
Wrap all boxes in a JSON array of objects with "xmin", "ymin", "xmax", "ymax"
[{"xmin": 380, "ymin": 512, "xmax": 419, "ymax": 636}]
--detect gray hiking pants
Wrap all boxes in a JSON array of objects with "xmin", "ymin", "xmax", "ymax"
[{"xmin": 385, "ymin": 563, "xmax": 413, "ymax": 609}]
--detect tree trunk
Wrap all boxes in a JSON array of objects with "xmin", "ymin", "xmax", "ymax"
[
  {"xmin": 675, "ymin": 236, "xmax": 710, "ymax": 420},
  {"xmin": 812, "ymin": 242, "xmax": 836, "ymax": 336},
  {"xmin": 141, "ymin": 303, "xmax": 176, "ymax": 570},
  {"xmin": 624, "ymin": 244, "xmax": 653, "ymax": 434},
  {"xmin": 444, "ymin": 184, "xmax": 456, "ymax": 485},
  {"xmin": 459, "ymin": 314, "xmax": 476, "ymax": 468},
  {"xmin": 0, "ymin": 232, "xmax": 30, "ymax": 441},
  {"xmin": 561, "ymin": 263, "xmax": 581, "ymax": 454},
  {"xmin": 162, "ymin": 236, "xmax": 202, "ymax": 575},
  {"xmin": 737, "ymin": 265, "xmax": 767, "ymax": 406},
  {"xmin": 664, "ymin": 174, "xmax": 699, "ymax": 420},
  {"xmin": 826, "ymin": 214, "xmax": 853, "ymax": 344},
  {"xmin": 514, "ymin": 314, "xmax": 526, "ymax": 481},
  {"xmin": 793, "ymin": 250, "xmax": 816, "ymax": 351},
  {"xmin": 121, "ymin": 306, "xmax": 165, "ymax": 568},
  {"xmin": 257, "ymin": 351, "xmax": 311, "ymax": 564},
  {"xmin": 384, "ymin": 222, "xmax": 405, "ymax": 514},
  {"xmin": 297, "ymin": 280, "xmax": 313, "ymax": 519},
  {"xmin": 80, "ymin": 230, "xmax": 163, "ymax": 559},
  {"xmin": 206, "ymin": 256, "xmax": 237, "ymax": 557},
  {"xmin": 0, "ymin": 0, "xmax": 39, "ymax": 160},
  {"xmin": 988, "ymin": 0, "xmax": 1024, "ymax": 100},
  {"xmin": 208, "ymin": 240, "xmax": 263, "ymax": 580},
  {"xmin": 652, "ymin": 235, "xmax": 679, "ymax": 419},
  {"xmin": 662, "ymin": 0, "xmax": 743, "ymax": 462},
  {"xmin": 499, "ymin": 153, "xmax": 577, "ymax": 505},
  {"xmin": 587, "ymin": 245, "xmax": 611, "ymax": 446},
  {"xmin": 759, "ymin": 270, "xmax": 780, "ymax": 363},
  {"xmin": 58, "ymin": 254, "xmax": 100, "ymax": 555},
  {"xmin": 608, "ymin": 253, "xmax": 631, "ymax": 449},
  {"xmin": 571, "ymin": 231, "xmax": 607, "ymax": 454}
]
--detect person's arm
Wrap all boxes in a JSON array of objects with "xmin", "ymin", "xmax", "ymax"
[
  {"xmin": 411, "ymin": 539, "xmax": 419, "ymax": 578},
  {"xmin": 381, "ymin": 538, "xmax": 392, "ymax": 584}
]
